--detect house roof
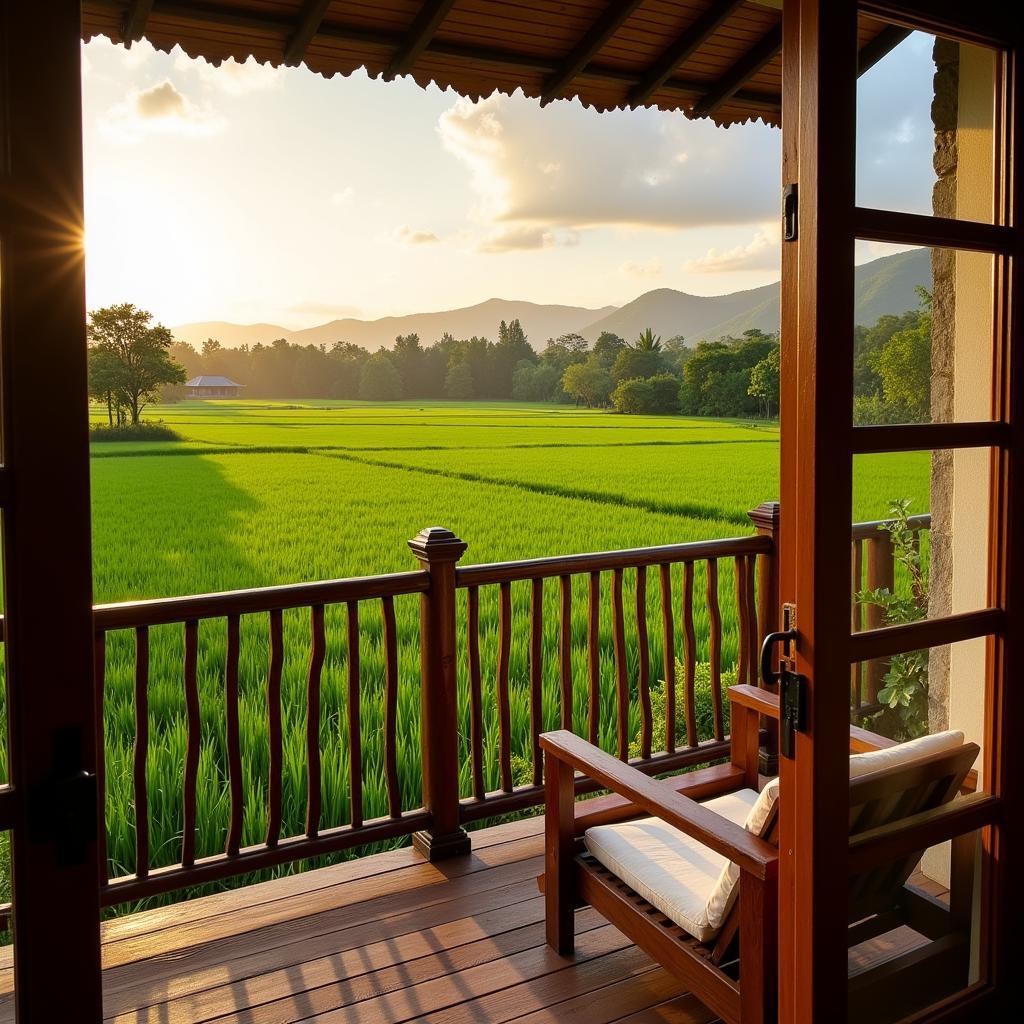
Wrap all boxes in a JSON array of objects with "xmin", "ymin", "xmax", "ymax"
[
  {"xmin": 79, "ymin": 2, "xmax": 911, "ymax": 128},
  {"xmin": 186, "ymin": 375, "xmax": 243, "ymax": 387}
]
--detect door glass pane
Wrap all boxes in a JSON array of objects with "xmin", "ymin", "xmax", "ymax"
[
  {"xmin": 851, "ymin": 447, "xmax": 991, "ymax": 638},
  {"xmin": 851, "ymin": 245, "xmax": 993, "ymax": 425},
  {"xmin": 848, "ymin": 636, "xmax": 991, "ymax": 1020},
  {"xmin": 856, "ymin": 21, "xmax": 997, "ymax": 223}
]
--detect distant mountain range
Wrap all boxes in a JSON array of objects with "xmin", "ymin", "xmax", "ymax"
[
  {"xmin": 173, "ymin": 248, "xmax": 929, "ymax": 352},
  {"xmin": 579, "ymin": 248, "xmax": 929, "ymax": 343},
  {"xmin": 172, "ymin": 298, "xmax": 617, "ymax": 353}
]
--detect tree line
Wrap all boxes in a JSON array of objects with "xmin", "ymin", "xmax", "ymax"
[{"xmin": 87, "ymin": 293, "xmax": 931, "ymax": 423}]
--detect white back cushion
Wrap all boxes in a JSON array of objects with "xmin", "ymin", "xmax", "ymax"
[{"xmin": 849, "ymin": 729, "xmax": 965, "ymax": 778}]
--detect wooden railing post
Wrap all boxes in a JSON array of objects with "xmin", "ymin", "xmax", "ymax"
[
  {"xmin": 864, "ymin": 533, "xmax": 895, "ymax": 704},
  {"xmin": 748, "ymin": 501, "xmax": 780, "ymax": 776},
  {"xmin": 409, "ymin": 526, "xmax": 471, "ymax": 861}
]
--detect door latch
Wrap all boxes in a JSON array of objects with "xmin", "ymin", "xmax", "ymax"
[
  {"xmin": 28, "ymin": 727, "xmax": 99, "ymax": 866},
  {"xmin": 780, "ymin": 670, "xmax": 807, "ymax": 759},
  {"xmin": 782, "ymin": 183, "xmax": 798, "ymax": 241}
]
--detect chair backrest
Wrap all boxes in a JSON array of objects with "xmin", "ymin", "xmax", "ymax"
[{"xmin": 846, "ymin": 741, "xmax": 980, "ymax": 922}]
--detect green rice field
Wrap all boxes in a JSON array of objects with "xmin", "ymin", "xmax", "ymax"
[{"xmin": 2, "ymin": 401, "xmax": 931, "ymax": 910}]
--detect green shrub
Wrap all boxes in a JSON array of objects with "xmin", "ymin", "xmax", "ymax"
[
  {"xmin": 89, "ymin": 421, "xmax": 180, "ymax": 442},
  {"xmin": 630, "ymin": 659, "xmax": 736, "ymax": 759}
]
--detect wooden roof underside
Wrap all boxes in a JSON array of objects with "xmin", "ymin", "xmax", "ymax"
[{"xmin": 82, "ymin": 1, "xmax": 907, "ymax": 128}]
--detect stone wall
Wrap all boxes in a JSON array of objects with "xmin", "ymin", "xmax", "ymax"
[{"xmin": 927, "ymin": 37, "xmax": 959, "ymax": 733}]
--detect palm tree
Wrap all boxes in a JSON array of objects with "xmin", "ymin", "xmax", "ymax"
[{"xmin": 634, "ymin": 327, "xmax": 663, "ymax": 352}]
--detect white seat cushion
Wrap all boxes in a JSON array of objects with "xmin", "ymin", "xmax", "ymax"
[{"xmin": 584, "ymin": 787, "xmax": 760, "ymax": 943}]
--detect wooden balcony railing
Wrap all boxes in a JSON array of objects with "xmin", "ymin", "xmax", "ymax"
[
  {"xmin": 849, "ymin": 512, "xmax": 932, "ymax": 715},
  {"xmin": 0, "ymin": 502, "xmax": 932, "ymax": 916}
]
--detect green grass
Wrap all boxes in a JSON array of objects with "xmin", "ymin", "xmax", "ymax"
[{"xmin": 2, "ymin": 401, "xmax": 931, "ymax": 915}]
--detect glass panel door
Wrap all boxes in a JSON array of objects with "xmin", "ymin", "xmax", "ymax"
[{"xmin": 779, "ymin": 1, "xmax": 1019, "ymax": 1020}]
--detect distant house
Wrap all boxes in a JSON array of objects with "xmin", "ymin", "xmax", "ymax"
[{"xmin": 185, "ymin": 375, "xmax": 244, "ymax": 398}]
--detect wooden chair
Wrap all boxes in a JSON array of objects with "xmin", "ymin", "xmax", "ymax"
[{"xmin": 541, "ymin": 684, "xmax": 986, "ymax": 1024}]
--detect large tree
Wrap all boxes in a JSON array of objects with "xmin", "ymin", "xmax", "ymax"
[
  {"xmin": 358, "ymin": 351, "xmax": 403, "ymax": 401},
  {"xmin": 87, "ymin": 304, "xmax": 187, "ymax": 425},
  {"xmin": 562, "ymin": 358, "xmax": 613, "ymax": 408}
]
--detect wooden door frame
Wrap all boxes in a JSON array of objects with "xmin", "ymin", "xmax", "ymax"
[
  {"xmin": 779, "ymin": 1, "xmax": 1022, "ymax": 1020},
  {"xmin": 0, "ymin": 2, "xmax": 104, "ymax": 1019}
]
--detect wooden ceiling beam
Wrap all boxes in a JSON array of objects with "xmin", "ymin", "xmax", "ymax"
[
  {"xmin": 690, "ymin": 23, "xmax": 781, "ymax": 120},
  {"xmin": 384, "ymin": 0, "xmax": 457, "ymax": 81},
  {"xmin": 627, "ymin": 0, "xmax": 745, "ymax": 108},
  {"xmin": 691, "ymin": 20, "xmax": 911, "ymax": 121},
  {"xmin": 283, "ymin": 0, "xmax": 333, "ymax": 66},
  {"xmin": 856, "ymin": 24, "xmax": 912, "ymax": 76},
  {"xmin": 122, "ymin": 0, "xmax": 156, "ymax": 46},
  {"xmin": 540, "ymin": 0, "xmax": 646, "ymax": 106}
]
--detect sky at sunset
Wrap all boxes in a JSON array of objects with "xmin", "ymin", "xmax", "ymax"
[{"xmin": 81, "ymin": 31, "xmax": 936, "ymax": 330}]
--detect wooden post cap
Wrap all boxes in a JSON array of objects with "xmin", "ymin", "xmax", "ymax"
[
  {"xmin": 747, "ymin": 501, "xmax": 781, "ymax": 532},
  {"xmin": 408, "ymin": 527, "xmax": 468, "ymax": 563}
]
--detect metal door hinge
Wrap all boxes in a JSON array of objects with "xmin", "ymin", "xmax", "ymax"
[{"xmin": 783, "ymin": 183, "xmax": 798, "ymax": 241}]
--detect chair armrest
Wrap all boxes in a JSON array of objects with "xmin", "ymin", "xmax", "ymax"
[
  {"xmin": 729, "ymin": 683, "xmax": 779, "ymax": 719},
  {"xmin": 849, "ymin": 723, "xmax": 897, "ymax": 753},
  {"xmin": 847, "ymin": 792, "xmax": 1000, "ymax": 876},
  {"xmin": 540, "ymin": 730, "xmax": 778, "ymax": 880}
]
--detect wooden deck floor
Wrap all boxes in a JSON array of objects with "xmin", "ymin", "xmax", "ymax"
[{"xmin": 0, "ymin": 814, "xmax": 944, "ymax": 1023}]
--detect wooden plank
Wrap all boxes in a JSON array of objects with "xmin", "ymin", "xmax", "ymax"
[
  {"xmin": 101, "ymin": 876, "xmax": 553, "ymax": 1019},
  {"xmin": 213, "ymin": 923, "xmax": 632, "ymax": 1024},
  {"xmin": 108, "ymin": 902, "xmax": 607, "ymax": 1024},
  {"xmin": 98, "ymin": 831, "xmax": 548, "ymax": 971}
]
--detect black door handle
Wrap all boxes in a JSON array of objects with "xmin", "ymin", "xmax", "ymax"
[{"xmin": 760, "ymin": 629, "xmax": 797, "ymax": 687}]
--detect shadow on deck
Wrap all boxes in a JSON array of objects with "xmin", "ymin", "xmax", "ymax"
[{"xmin": 0, "ymin": 814, "xmax": 941, "ymax": 1023}]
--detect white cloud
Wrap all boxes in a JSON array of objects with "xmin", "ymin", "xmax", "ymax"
[
  {"xmin": 183, "ymin": 54, "xmax": 284, "ymax": 95},
  {"xmin": 101, "ymin": 79, "xmax": 224, "ymax": 141},
  {"xmin": 620, "ymin": 258, "xmax": 663, "ymax": 278},
  {"xmin": 395, "ymin": 225, "xmax": 440, "ymax": 245},
  {"xmin": 331, "ymin": 186, "xmax": 355, "ymax": 205},
  {"xmin": 684, "ymin": 226, "xmax": 779, "ymax": 273},
  {"xmin": 477, "ymin": 226, "xmax": 579, "ymax": 253},
  {"xmin": 438, "ymin": 93, "xmax": 780, "ymax": 245}
]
